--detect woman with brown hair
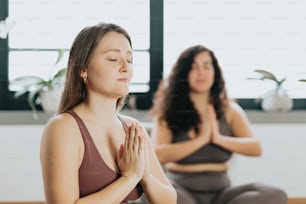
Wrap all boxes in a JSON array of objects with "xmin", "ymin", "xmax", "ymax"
[
  {"xmin": 40, "ymin": 22, "xmax": 176, "ymax": 204},
  {"xmin": 150, "ymin": 45, "xmax": 287, "ymax": 204}
]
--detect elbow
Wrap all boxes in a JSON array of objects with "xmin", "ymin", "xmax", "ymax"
[
  {"xmin": 255, "ymin": 140, "xmax": 263, "ymax": 156},
  {"xmin": 168, "ymin": 186, "xmax": 177, "ymax": 204},
  {"xmin": 250, "ymin": 142, "xmax": 263, "ymax": 157}
]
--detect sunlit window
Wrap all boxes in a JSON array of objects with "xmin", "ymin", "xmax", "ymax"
[
  {"xmin": 9, "ymin": 0, "xmax": 150, "ymax": 92},
  {"xmin": 164, "ymin": 1, "xmax": 306, "ymax": 99}
]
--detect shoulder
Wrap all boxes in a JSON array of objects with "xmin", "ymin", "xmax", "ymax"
[
  {"xmin": 225, "ymin": 100, "xmax": 249, "ymax": 123},
  {"xmin": 41, "ymin": 113, "xmax": 82, "ymax": 148},
  {"xmin": 44, "ymin": 112, "xmax": 79, "ymax": 134}
]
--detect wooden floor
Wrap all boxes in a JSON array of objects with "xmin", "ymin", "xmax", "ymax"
[
  {"xmin": 1, "ymin": 198, "xmax": 306, "ymax": 204},
  {"xmin": 288, "ymin": 198, "xmax": 306, "ymax": 204}
]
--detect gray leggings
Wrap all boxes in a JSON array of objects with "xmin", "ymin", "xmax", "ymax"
[{"xmin": 173, "ymin": 181, "xmax": 288, "ymax": 204}]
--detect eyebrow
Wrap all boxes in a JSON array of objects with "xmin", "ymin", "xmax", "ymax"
[{"xmin": 103, "ymin": 49, "xmax": 133, "ymax": 54}]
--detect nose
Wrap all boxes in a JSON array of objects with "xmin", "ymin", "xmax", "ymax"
[{"xmin": 119, "ymin": 59, "xmax": 129, "ymax": 73}]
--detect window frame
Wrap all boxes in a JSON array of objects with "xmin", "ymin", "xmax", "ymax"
[{"xmin": 1, "ymin": 0, "xmax": 305, "ymax": 111}]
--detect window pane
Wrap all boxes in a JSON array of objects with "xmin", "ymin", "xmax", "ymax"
[
  {"xmin": 164, "ymin": 1, "xmax": 306, "ymax": 98},
  {"xmin": 9, "ymin": 51, "xmax": 149, "ymax": 92},
  {"xmin": 8, "ymin": 0, "xmax": 150, "ymax": 94},
  {"xmin": 9, "ymin": 0, "xmax": 149, "ymax": 50},
  {"xmin": 130, "ymin": 52, "xmax": 150, "ymax": 92},
  {"xmin": 9, "ymin": 51, "xmax": 68, "ymax": 84}
]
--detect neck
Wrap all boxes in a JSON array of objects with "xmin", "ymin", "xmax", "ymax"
[
  {"xmin": 76, "ymin": 94, "xmax": 120, "ymax": 124},
  {"xmin": 190, "ymin": 91, "xmax": 210, "ymax": 114}
]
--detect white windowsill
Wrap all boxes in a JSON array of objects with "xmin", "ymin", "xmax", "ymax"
[{"xmin": 0, "ymin": 110, "xmax": 305, "ymax": 125}]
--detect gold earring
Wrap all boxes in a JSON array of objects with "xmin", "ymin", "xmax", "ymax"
[
  {"xmin": 81, "ymin": 71, "xmax": 87, "ymax": 84},
  {"xmin": 82, "ymin": 75, "xmax": 87, "ymax": 83}
]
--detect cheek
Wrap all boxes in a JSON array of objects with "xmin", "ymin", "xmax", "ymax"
[
  {"xmin": 129, "ymin": 66, "xmax": 134, "ymax": 78},
  {"xmin": 188, "ymin": 71, "xmax": 195, "ymax": 81}
]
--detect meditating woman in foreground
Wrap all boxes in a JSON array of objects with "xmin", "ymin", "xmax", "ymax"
[{"xmin": 40, "ymin": 22, "xmax": 176, "ymax": 204}]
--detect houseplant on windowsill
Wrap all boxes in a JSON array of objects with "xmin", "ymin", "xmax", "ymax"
[
  {"xmin": 247, "ymin": 69, "xmax": 293, "ymax": 112},
  {"xmin": 10, "ymin": 50, "xmax": 66, "ymax": 119}
]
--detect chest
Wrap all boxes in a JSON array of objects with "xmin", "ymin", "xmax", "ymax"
[{"xmin": 81, "ymin": 122, "xmax": 127, "ymax": 172}]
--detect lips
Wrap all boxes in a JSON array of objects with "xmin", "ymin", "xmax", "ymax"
[{"xmin": 117, "ymin": 78, "xmax": 130, "ymax": 82}]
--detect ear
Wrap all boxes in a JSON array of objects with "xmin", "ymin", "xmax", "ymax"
[{"xmin": 80, "ymin": 69, "xmax": 87, "ymax": 78}]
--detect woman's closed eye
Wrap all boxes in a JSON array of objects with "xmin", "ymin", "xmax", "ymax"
[{"xmin": 127, "ymin": 58, "xmax": 133, "ymax": 64}]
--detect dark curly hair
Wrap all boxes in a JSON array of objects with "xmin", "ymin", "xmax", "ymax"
[{"xmin": 151, "ymin": 45, "xmax": 228, "ymax": 135}]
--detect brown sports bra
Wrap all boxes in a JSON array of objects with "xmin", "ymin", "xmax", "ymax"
[{"xmin": 68, "ymin": 111, "xmax": 143, "ymax": 203}]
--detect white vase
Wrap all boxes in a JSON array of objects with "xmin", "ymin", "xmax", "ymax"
[
  {"xmin": 261, "ymin": 88, "xmax": 293, "ymax": 112},
  {"xmin": 39, "ymin": 89, "xmax": 62, "ymax": 114}
]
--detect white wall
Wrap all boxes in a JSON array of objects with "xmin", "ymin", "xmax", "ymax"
[
  {"xmin": 0, "ymin": 125, "xmax": 45, "ymax": 201},
  {"xmin": 0, "ymin": 123, "xmax": 305, "ymax": 201},
  {"xmin": 228, "ymin": 124, "xmax": 306, "ymax": 198}
]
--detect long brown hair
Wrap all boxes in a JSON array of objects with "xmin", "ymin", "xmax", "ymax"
[
  {"xmin": 58, "ymin": 23, "xmax": 132, "ymax": 113},
  {"xmin": 151, "ymin": 45, "xmax": 228, "ymax": 135}
]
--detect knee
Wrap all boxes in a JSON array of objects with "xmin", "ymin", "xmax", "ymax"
[{"xmin": 251, "ymin": 182, "xmax": 288, "ymax": 204}]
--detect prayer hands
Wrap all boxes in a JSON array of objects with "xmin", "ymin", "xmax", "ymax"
[
  {"xmin": 117, "ymin": 123, "xmax": 145, "ymax": 181},
  {"xmin": 207, "ymin": 105, "xmax": 221, "ymax": 144},
  {"xmin": 198, "ymin": 105, "xmax": 221, "ymax": 145},
  {"xmin": 117, "ymin": 123, "xmax": 151, "ymax": 182}
]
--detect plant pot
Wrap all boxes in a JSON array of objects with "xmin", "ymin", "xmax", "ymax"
[
  {"xmin": 261, "ymin": 88, "xmax": 293, "ymax": 112},
  {"xmin": 40, "ymin": 88, "xmax": 62, "ymax": 114}
]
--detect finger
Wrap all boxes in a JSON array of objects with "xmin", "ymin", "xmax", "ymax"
[
  {"xmin": 133, "ymin": 124, "xmax": 141, "ymax": 152},
  {"xmin": 138, "ymin": 134, "xmax": 144, "ymax": 156},
  {"xmin": 117, "ymin": 144, "xmax": 124, "ymax": 160},
  {"xmin": 130, "ymin": 123, "xmax": 138, "ymax": 151},
  {"xmin": 126, "ymin": 123, "xmax": 135, "ymax": 151}
]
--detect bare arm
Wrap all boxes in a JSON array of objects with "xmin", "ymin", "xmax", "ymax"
[
  {"xmin": 210, "ymin": 102, "xmax": 262, "ymax": 156},
  {"xmin": 138, "ymin": 125, "xmax": 177, "ymax": 204},
  {"xmin": 165, "ymin": 162, "xmax": 229, "ymax": 173},
  {"xmin": 150, "ymin": 117, "xmax": 210, "ymax": 164},
  {"xmin": 40, "ymin": 115, "xmax": 144, "ymax": 204}
]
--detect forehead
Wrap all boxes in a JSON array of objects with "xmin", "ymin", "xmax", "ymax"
[
  {"xmin": 194, "ymin": 51, "xmax": 211, "ymax": 61},
  {"xmin": 97, "ymin": 31, "xmax": 132, "ymax": 52}
]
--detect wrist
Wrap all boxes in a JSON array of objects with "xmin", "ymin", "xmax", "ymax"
[
  {"xmin": 212, "ymin": 134, "xmax": 222, "ymax": 145},
  {"xmin": 140, "ymin": 173, "xmax": 153, "ymax": 186},
  {"xmin": 121, "ymin": 174, "xmax": 142, "ymax": 185},
  {"xmin": 196, "ymin": 134, "xmax": 210, "ymax": 146}
]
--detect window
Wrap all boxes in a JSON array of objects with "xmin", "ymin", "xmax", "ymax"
[
  {"xmin": 1, "ymin": 0, "xmax": 162, "ymax": 110},
  {"xmin": 1, "ymin": 0, "xmax": 305, "ymax": 111},
  {"xmin": 164, "ymin": 1, "xmax": 306, "ymax": 109}
]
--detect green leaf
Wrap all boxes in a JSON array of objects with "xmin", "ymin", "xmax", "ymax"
[
  {"xmin": 14, "ymin": 89, "xmax": 29, "ymax": 98},
  {"xmin": 254, "ymin": 70, "xmax": 278, "ymax": 82},
  {"xmin": 54, "ymin": 49, "xmax": 65, "ymax": 66},
  {"xmin": 52, "ymin": 68, "xmax": 66, "ymax": 79},
  {"xmin": 10, "ymin": 76, "xmax": 45, "ymax": 87},
  {"xmin": 299, "ymin": 79, "xmax": 306, "ymax": 82},
  {"xmin": 278, "ymin": 77, "xmax": 286, "ymax": 86}
]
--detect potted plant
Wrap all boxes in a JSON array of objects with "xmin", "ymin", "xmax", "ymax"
[
  {"xmin": 10, "ymin": 50, "xmax": 66, "ymax": 118},
  {"xmin": 247, "ymin": 69, "xmax": 293, "ymax": 112}
]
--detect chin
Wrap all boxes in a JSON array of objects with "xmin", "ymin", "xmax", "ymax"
[
  {"xmin": 191, "ymin": 88, "xmax": 209, "ymax": 94},
  {"xmin": 116, "ymin": 88, "xmax": 129, "ymax": 97}
]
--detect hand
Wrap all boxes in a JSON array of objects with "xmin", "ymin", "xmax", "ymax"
[
  {"xmin": 117, "ymin": 123, "xmax": 145, "ymax": 182},
  {"xmin": 208, "ymin": 105, "xmax": 221, "ymax": 144},
  {"xmin": 138, "ymin": 125, "xmax": 151, "ymax": 182},
  {"xmin": 198, "ymin": 109, "xmax": 212, "ymax": 146}
]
